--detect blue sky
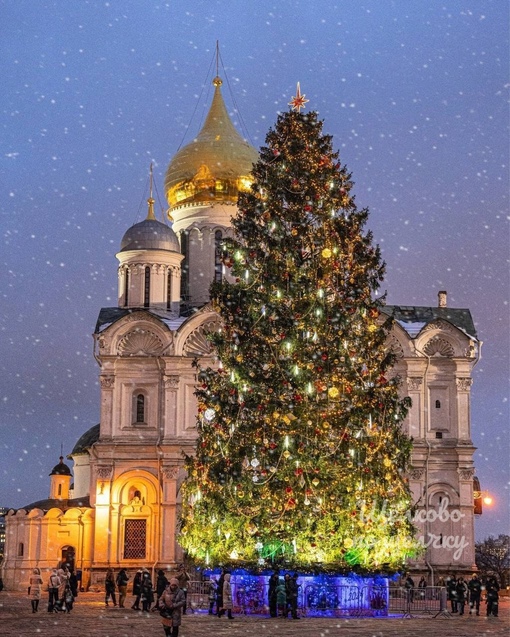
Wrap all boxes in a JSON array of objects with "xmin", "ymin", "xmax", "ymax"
[{"xmin": 0, "ymin": 1, "xmax": 508, "ymax": 541}]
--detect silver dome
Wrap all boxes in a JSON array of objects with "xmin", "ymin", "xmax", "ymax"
[{"xmin": 120, "ymin": 219, "xmax": 180, "ymax": 253}]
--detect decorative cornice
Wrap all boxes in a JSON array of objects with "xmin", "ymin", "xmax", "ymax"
[
  {"xmin": 164, "ymin": 375, "xmax": 180, "ymax": 389},
  {"xmin": 458, "ymin": 468, "xmax": 475, "ymax": 481},
  {"xmin": 100, "ymin": 375, "xmax": 115, "ymax": 389},
  {"xmin": 407, "ymin": 377, "xmax": 423, "ymax": 391},
  {"xmin": 96, "ymin": 466, "xmax": 113, "ymax": 480},
  {"xmin": 456, "ymin": 377, "xmax": 473, "ymax": 392},
  {"xmin": 163, "ymin": 467, "xmax": 179, "ymax": 480}
]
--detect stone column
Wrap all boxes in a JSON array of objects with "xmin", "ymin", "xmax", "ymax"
[
  {"xmin": 99, "ymin": 375, "xmax": 115, "ymax": 439},
  {"xmin": 161, "ymin": 466, "xmax": 179, "ymax": 563}
]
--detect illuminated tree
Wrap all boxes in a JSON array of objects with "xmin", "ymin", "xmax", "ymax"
[{"xmin": 180, "ymin": 94, "xmax": 420, "ymax": 571}]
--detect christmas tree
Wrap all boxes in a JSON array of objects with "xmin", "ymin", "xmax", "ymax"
[{"xmin": 180, "ymin": 87, "xmax": 420, "ymax": 571}]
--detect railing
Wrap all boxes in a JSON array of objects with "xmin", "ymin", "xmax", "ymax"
[{"xmin": 187, "ymin": 581, "xmax": 448, "ymax": 618}]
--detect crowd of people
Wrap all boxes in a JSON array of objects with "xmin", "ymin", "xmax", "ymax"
[
  {"xmin": 402, "ymin": 572, "xmax": 501, "ymax": 617},
  {"xmin": 26, "ymin": 565, "xmax": 503, "ymax": 629}
]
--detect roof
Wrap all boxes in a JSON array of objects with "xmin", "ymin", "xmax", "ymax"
[
  {"xmin": 15, "ymin": 496, "xmax": 91, "ymax": 513},
  {"xmin": 94, "ymin": 307, "xmax": 188, "ymax": 334},
  {"xmin": 49, "ymin": 457, "xmax": 72, "ymax": 476},
  {"xmin": 70, "ymin": 424, "xmax": 100, "ymax": 456},
  {"xmin": 382, "ymin": 305, "xmax": 477, "ymax": 340},
  {"xmin": 120, "ymin": 218, "xmax": 180, "ymax": 253},
  {"xmin": 165, "ymin": 77, "xmax": 258, "ymax": 209}
]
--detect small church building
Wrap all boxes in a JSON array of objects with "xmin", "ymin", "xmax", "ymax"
[{"xmin": 2, "ymin": 75, "xmax": 481, "ymax": 590}]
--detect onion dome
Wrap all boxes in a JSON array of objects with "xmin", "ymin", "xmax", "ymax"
[
  {"xmin": 165, "ymin": 76, "xmax": 258, "ymax": 211},
  {"xmin": 49, "ymin": 456, "xmax": 72, "ymax": 476},
  {"xmin": 120, "ymin": 194, "xmax": 180, "ymax": 253}
]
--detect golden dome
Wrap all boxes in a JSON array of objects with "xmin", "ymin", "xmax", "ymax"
[{"xmin": 165, "ymin": 76, "xmax": 258, "ymax": 211}]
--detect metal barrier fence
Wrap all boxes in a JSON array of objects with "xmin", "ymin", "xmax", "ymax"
[
  {"xmin": 389, "ymin": 586, "xmax": 449, "ymax": 617},
  {"xmin": 187, "ymin": 581, "xmax": 448, "ymax": 618}
]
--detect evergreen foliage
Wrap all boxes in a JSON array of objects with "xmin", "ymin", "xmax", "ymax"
[{"xmin": 180, "ymin": 108, "xmax": 420, "ymax": 571}]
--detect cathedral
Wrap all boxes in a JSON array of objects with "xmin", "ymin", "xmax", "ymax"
[{"xmin": 2, "ymin": 75, "xmax": 481, "ymax": 591}]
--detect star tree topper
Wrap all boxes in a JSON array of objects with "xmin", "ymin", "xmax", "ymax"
[{"xmin": 289, "ymin": 82, "xmax": 309, "ymax": 112}]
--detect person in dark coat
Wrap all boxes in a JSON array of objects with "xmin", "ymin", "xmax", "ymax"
[
  {"xmin": 175, "ymin": 565, "xmax": 190, "ymax": 614},
  {"xmin": 216, "ymin": 570, "xmax": 225, "ymax": 617},
  {"xmin": 467, "ymin": 573, "xmax": 482, "ymax": 615},
  {"xmin": 116, "ymin": 568, "xmax": 129, "ymax": 608},
  {"xmin": 159, "ymin": 578, "xmax": 186, "ymax": 637},
  {"xmin": 268, "ymin": 570, "xmax": 279, "ymax": 617},
  {"xmin": 68, "ymin": 571, "xmax": 79, "ymax": 600},
  {"xmin": 156, "ymin": 570, "xmax": 169, "ymax": 607},
  {"xmin": 447, "ymin": 575, "xmax": 458, "ymax": 613},
  {"xmin": 485, "ymin": 576, "xmax": 500, "ymax": 617},
  {"xmin": 105, "ymin": 568, "xmax": 117, "ymax": 607},
  {"xmin": 140, "ymin": 569, "xmax": 154, "ymax": 612},
  {"xmin": 456, "ymin": 576, "xmax": 468, "ymax": 615},
  {"xmin": 285, "ymin": 573, "xmax": 300, "ymax": 619},
  {"xmin": 132, "ymin": 569, "xmax": 142, "ymax": 610}
]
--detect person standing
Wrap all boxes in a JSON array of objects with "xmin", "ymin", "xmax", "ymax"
[
  {"xmin": 222, "ymin": 572, "xmax": 234, "ymax": 620},
  {"xmin": 456, "ymin": 576, "xmax": 468, "ymax": 615},
  {"xmin": 29, "ymin": 568, "xmax": 44, "ymax": 613},
  {"xmin": 276, "ymin": 577, "xmax": 286, "ymax": 617},
  {"xmin": 176, "ymin": 564, "xmax": 190, "ymax": 614},
  {"xmin": 105, "ymin": 568, "xmax": 117, "ymax": 607},
  {"xmin": 285, "ymin": 573, "xmax": 300, "ymax": 619},
  {"xmin": 132, "ymin": 569, "xmax": 142, "ymax": 610},
  {"xmin": 268, "ymin": 569, "xmax": 279, "ymax": 617},
  {"xmin": 116, "ymin": 568, "xmax": 129, "ymax": 608},
  {"xmin": 467, "ymin": 573, "xmax": 482, "ymax": 615},
  {"xmin": 485, "ymin": 576, "xmax": 500, "ymax": 617},
  {"xmin": 208, "ymin": 577, "xmax": 218, "ymax": 615},
  {"xmin": 47, "ymin": 568, "xmax": 61, "ymax": 612},
  {"xmin": 140, "ymin": 569, "xmax": 154, "ymax": 612},
  {"xmin": 155, "ymin": 570, "xmax": 169, "ymax": 608},
  {"xmin": 216, "ymin": 569, "xmax": 225, "ymax": 617},
  {"xmin": 159, "ymin": 578, "xmax": 186, "ymax": 637},
  {"xmin": 447, "ymin": 575, "xmax": 458, "ymax": 613}
]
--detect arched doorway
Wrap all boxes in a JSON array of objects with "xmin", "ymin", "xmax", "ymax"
[{"xmin": 60, "ymin": 545, "xmax": 75, "ymax": 572}]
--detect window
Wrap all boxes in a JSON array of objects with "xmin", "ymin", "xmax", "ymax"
[
  {"xmin": 58, "ymin": 484, "xmax": 62, "ymax": 496},
  {"xmin": 435, "ymin": 431, "xmax": 443, "ymax": 439},
  {"xmin": 18, "ymin": 542, "xmax": 24, "ymax": 557},
  {"xmin": 435, "ymin": 400, "xmax": 441, "ymax": 409},
  {"xmin": 167, "ymin": 269, "xmax": 172, "ymax": 309},
  {"xmin": 180, "ymin": 231, "xmax": 189, "ymax": 301},
  {"xmin": 136, "ymin": 394, "xmax": 145, "ymax": 423},
  {"xmin": 124, "ymin": 268, "xmax": 129, "ymax": 307},
  {"xmin": 144, "ymin": 267, "xmax": 151, "ymax": 307},
  {"xmin": 214, "ymin": 230, "xmax": 223, "ymax": 282},
  {"xmin": 123, "ymin": 519, "xmax": 146, "ymax": 559}
]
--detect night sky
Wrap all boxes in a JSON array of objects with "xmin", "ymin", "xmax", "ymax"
[{"xmin": 1, "ymin": 1, "xmax": 508, "ymax": 541}]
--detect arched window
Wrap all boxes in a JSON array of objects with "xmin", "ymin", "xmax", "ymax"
[
  {"xmin": 58, "ymin": 484, "xmax": 62, "ymax": 496},
  {"xmin": 214, "ymin": 230, "xmax": 223, "ymax": 282},
  {"xmin": 136, "ymin": 394, "xmax": 145, "ymax": 423},
  {"xmin": 144, "ymin": 267, "xmax": 151, "ymax": 307},
  {"xmin": 18, "ymin": 542, "xmax": 24, "ymax": 557},
  {"xmin": 124, "ymin": 268, "xmax": 129, "ymax": 307},
  {"xmin": 435, "ymin": 400, "xmax": 441, "ymax": 409},
  {"xmin": 167, "ymin": 269, "xmax": 172, "ymax": 310}
]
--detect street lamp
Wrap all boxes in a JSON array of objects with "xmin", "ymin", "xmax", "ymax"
[{"xmin": 473, "ymin": 476, "xmax": 494, "ymax": 515}]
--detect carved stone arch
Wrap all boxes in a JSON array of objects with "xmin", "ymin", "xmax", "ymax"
[
  {"xmin": 117, "ymin": 328, "xmax": 165, "ymax": 356},
  {"xmin": 182, "ymin": 319, "xmax": 222, "ymax": 357},
  {"xmin": 426, "ymin": 482, "xmax": 460, "ymax": 508},
  {"xmin": 386, "ymin": 322, "xmax": 413, "ymax": 359},
  {"xmin": 422, "ymin": 336, "xmax": 455, "ymax": 358}
]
